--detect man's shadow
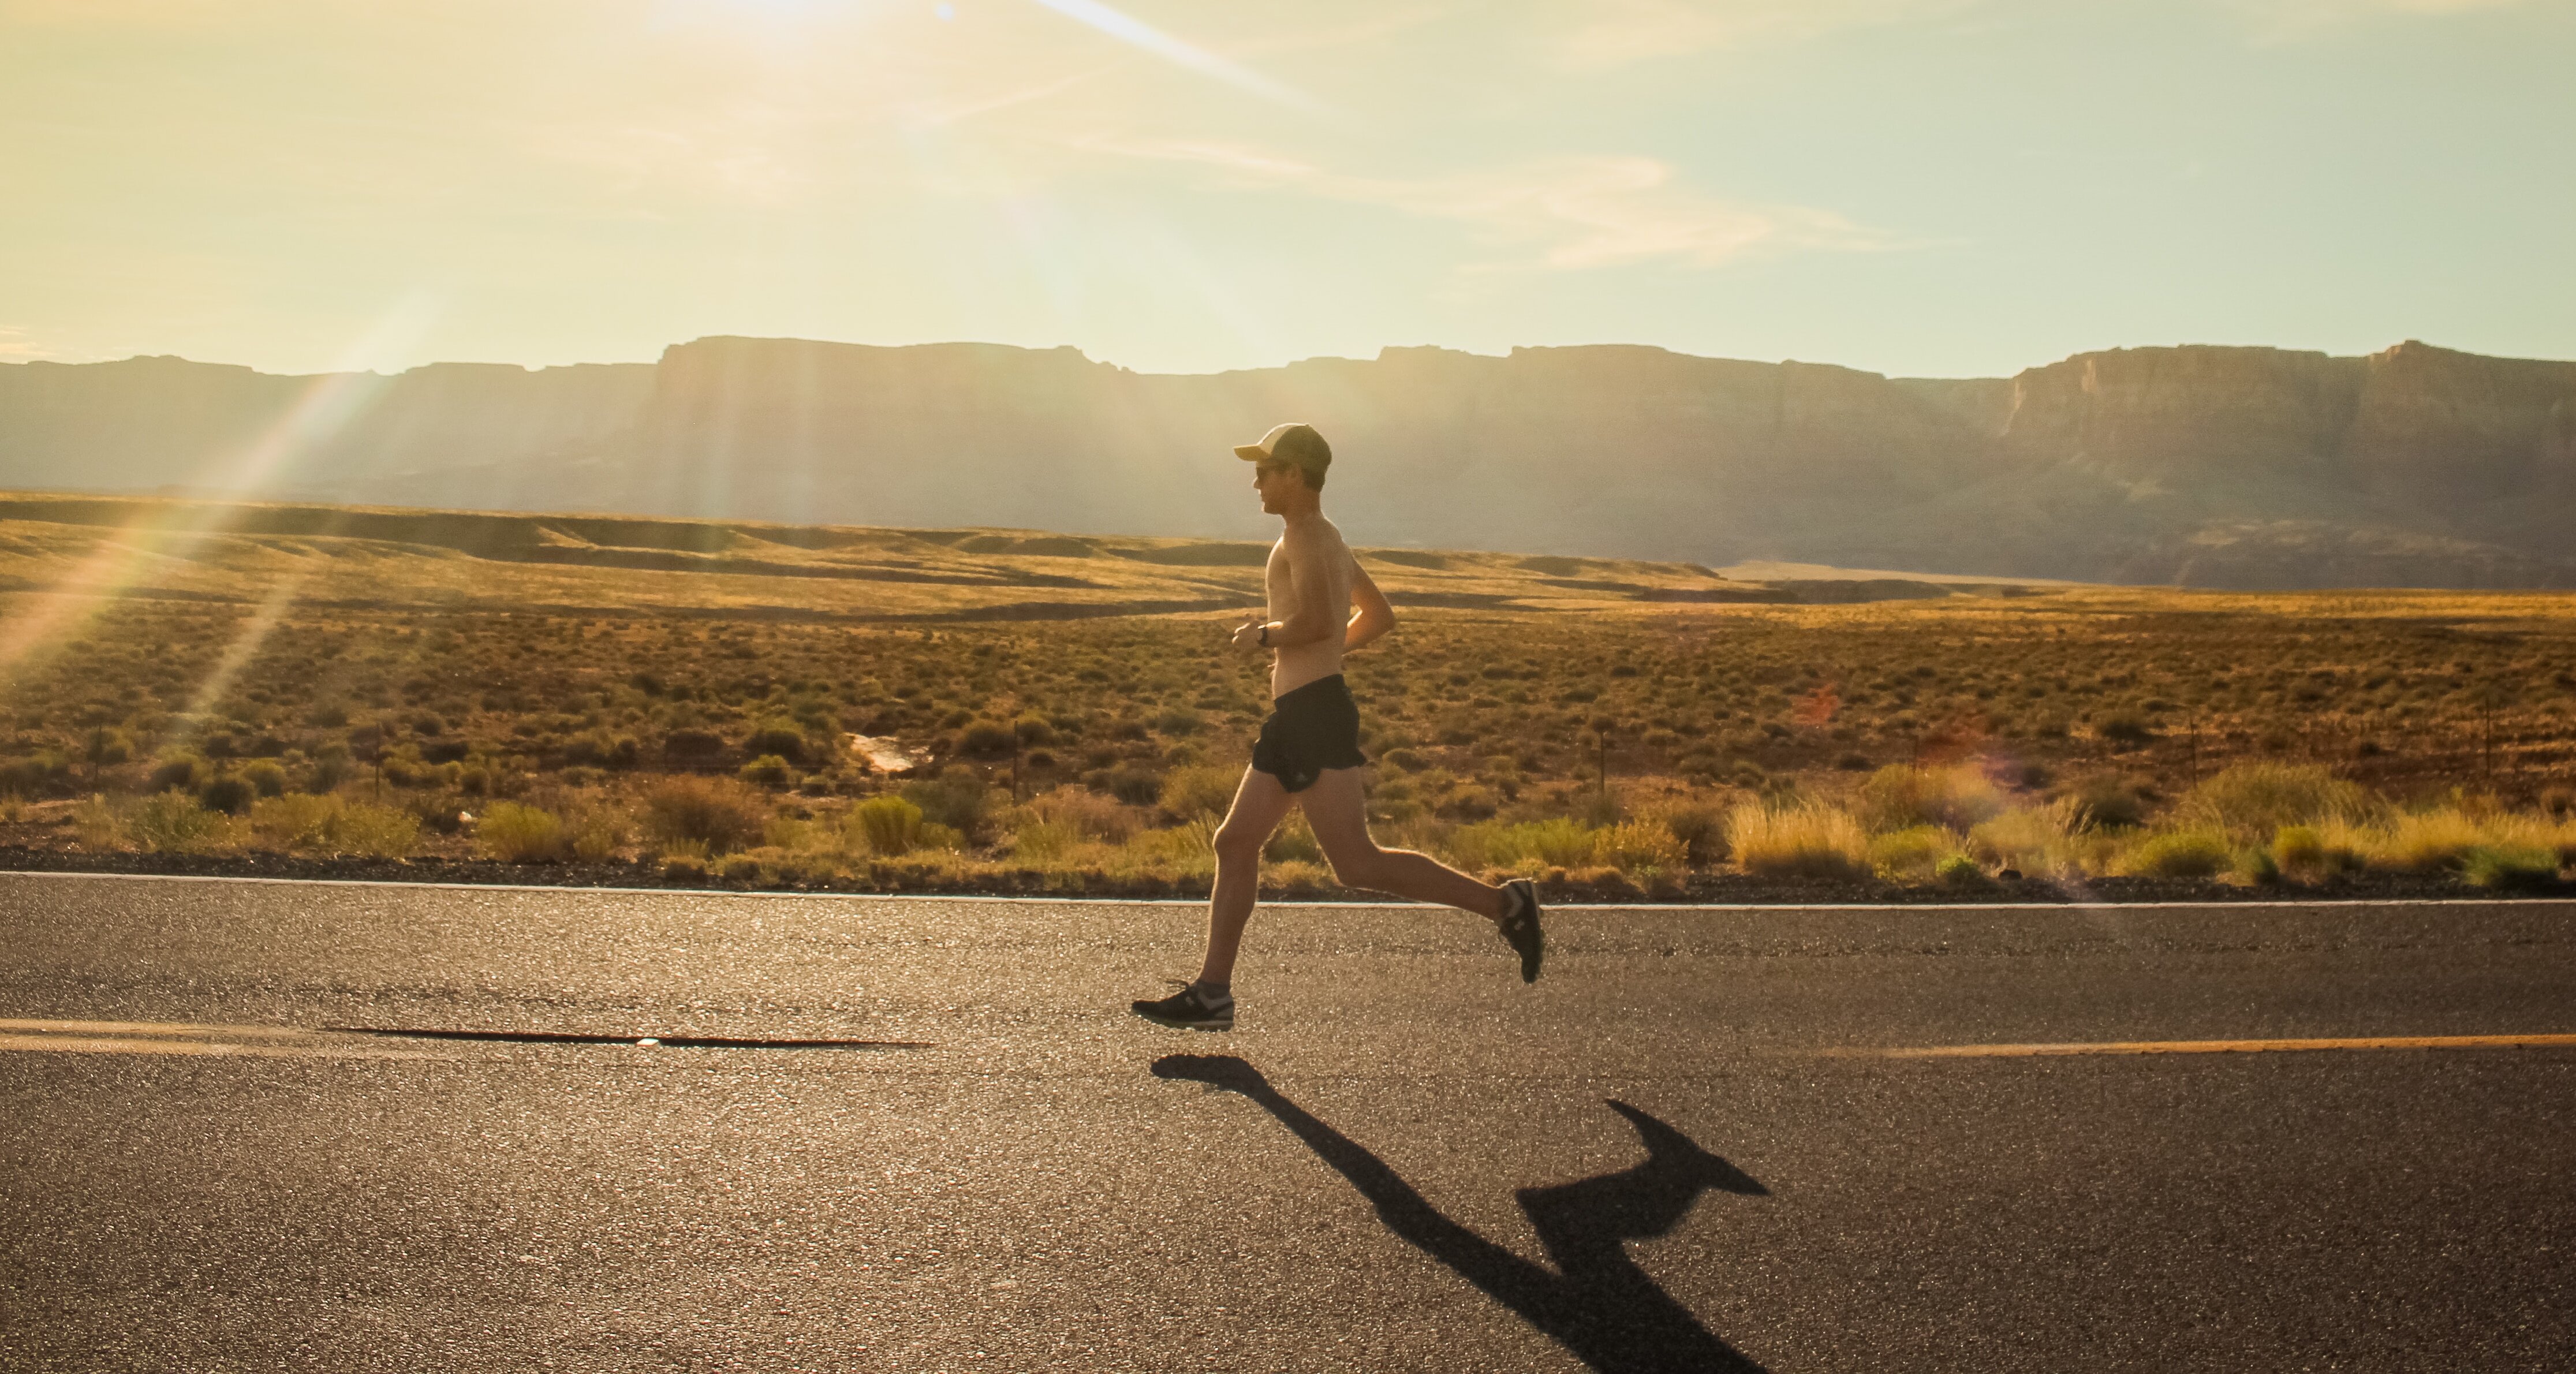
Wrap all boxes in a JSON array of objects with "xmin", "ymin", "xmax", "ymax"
[{"xmin": 1152, "ymin": 1054, "xmax": 1768, "ymax": 1374}]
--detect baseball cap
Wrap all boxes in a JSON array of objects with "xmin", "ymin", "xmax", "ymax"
[{"xmin": 1233, "ymin": 422, "xmax": 1331, "ymax": 481}]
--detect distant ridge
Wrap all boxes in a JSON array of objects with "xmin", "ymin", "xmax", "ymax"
[{"xmin": 4, "ymin": 336, "xmax": 2571, "ymax": 589}]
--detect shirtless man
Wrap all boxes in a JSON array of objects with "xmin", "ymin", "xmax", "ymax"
[{"xmin": 1130, "ymin": 422, "xmax": 1544, "ymax": 1032}]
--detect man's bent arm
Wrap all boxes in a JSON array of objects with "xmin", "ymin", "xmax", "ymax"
[{"xmin": 1344, "ymin": 559, "xmax": 1395, "ymax": 651}]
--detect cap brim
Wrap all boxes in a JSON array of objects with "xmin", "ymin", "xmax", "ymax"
[{"xmin": 1232, "ymin": 445, "xmax": 1269, "ymax": 461}]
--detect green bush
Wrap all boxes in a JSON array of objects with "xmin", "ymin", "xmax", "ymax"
[
  {"xmin": 2068, "ymin": 775, "xmax": 2153, "ymax": 830},
  {"xmin": 131, "ymin": 791, "xmax": 231, "ymax": 854},
  {"xmin": 1935, "ymin": 853, "xmax": 1988, "ymax": 886},
  {"xmin": 1727, "ymin": 802, "xmax": 1870, "ymax": 880},
  {"xmin": 1594, "ymin": 819, "xmax": 1686, "ymax": 875},
  {"xmin": 958, "ymin": 720, "xmax": 1017, "ymax": 757},
  {"xmin": 1857, "ymin": 764, "xmax": 2003, "ymax": 834},
  {"xmin": 2119, "ymin": 830, "xmax": 2232, "ymax": 878},
  {"xmin": 853, "ymin": 795, "xmax": 923, "ymax": 856},
  {"xmin": 1263, "ymin": 812, "xmax": 1323, "ymax": 864},
  {"xmin": 477, "ymin": 802, "xmax": 569, "ymax": 863},
  {"xmin": 1868, "ymin": 825, "xmax": 1962, "ymax": 881},
  {"xmin": 248, "ymin": 794, "xmax": 419, "ymax": 858},
  {"xmin": 239, "ymin": 759, "xmax": 289, "ymax": 799},
  {"xmin": 2177, "ymin": 764, "xmax": 2373, "ymax": 842},
  {"xmin": 903, "ymin": 768, "xmax": 993, "ymax": 839},
  {"xmin": 197, "ymin": 775, "xmax": 256, "ymax": 816},
  {"xmin": 644, "ymin": 776, "xmax": 768, "ymax": 855},
  {"xmin": 741, "ymin": 719, "xmax": 810, "ymax": 762},
  {"xmin": 1158, "ymin": 763, "xmax": 1241, "ymax": 822},
  {"xmin": 2461, "ymin": 844, "xmax": 2559, "ymax": 891},
  {"xmin": 738, "ymin": 754, "xmax": 798, "ymax": 789}
]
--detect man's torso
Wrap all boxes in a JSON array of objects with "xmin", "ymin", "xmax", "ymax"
[{"xmin": 1265, "ymin": 517, "xmax": 1352, "ymax": 699}]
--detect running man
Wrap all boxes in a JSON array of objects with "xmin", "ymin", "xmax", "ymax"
[{"xmin": 1130, "ymin": 423, "xmax": 1544, "ymax": 1032}]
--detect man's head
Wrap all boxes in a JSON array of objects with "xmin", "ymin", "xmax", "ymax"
[{"xmin": 1234, "ymin": 422, "xmax": 1331, "ymax": 493}]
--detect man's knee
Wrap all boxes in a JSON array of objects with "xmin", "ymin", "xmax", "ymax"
[{"xmin": 1212, "ymin": 819, "xmax": 1268, "ymax": 863}]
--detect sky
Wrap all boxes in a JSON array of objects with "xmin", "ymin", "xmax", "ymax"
[{"xmin": 2, "ymin": 0, "xmax": 2571, "ymax": 379}]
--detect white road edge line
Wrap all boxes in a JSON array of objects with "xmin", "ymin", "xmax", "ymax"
[{"xmin": 3, "ymin": 868, "xmax": 2567, "ymax": 911}]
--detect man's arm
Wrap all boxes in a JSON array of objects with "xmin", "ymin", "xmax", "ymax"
[{"xmin": 1343, "ymin": 557, "xmax": 1395, "ymax": 651}]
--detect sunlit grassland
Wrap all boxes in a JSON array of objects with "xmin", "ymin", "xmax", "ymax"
[{"xmin": 2, "ymin": 495, "xmax": 2573, "ymax": 895}]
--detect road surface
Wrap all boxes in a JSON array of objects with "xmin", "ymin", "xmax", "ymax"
[{"xmin": 2, "ymin": 873, "xmax": 2571, "ymax": 1372}]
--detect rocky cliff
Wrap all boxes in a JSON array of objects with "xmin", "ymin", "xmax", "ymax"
[{"xmin": 3, "ymin": 337, "xmax": 2570, "ymax": 588}]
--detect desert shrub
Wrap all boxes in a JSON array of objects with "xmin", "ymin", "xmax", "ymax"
[
  {"xmin": 1263, "ymin": 812, "xmax": 1323, "ymax": 864},
  {"xmin": 0, "ymin": 749, "xmax": 70, "ymax": 795},
  {"xmin": 2461, "ymin": 844, "xmax": 2559, "ymax": 890},
  {"xmin": 1447, "ymin": 817, "xmax": 1600, "ymax": 872},
  {"xmin": 2268, "ymin": 823, "xmax": 2365, "ymax": 880},
  {"xmin": 741, "ymin": 718, "xmax": 811, "ymax": 762},
  {"xmin": 1856, "ymin": 764, "xmax": 2003, "ymax": 834},
  {"xmin": 957, "ymin": 720, "xmax": 1017, "ymax": 757},
  {"xmin": 904, "ymin": 768, "xmax": 994, "ymax": 839},
  {"xmin": 2175, "ymin": 764, "xmax": 2373, "ymax": 842},
  {"xmin": 1868, "ymin": 825, "xmax": 1963, "ymax": 881},
  {"xmin": 1010, "ymin": 819, "xmax": 1084, "ymax": 862},
  {"xmin": 644, "ymin": 776, "xmax": 768, "ymax": 855},
  {"xmin": 309, "ymin": 746, "xmax": 357, "ymax": 791},
  {"xmin": 1024, "ymin": 786, "xmax": 1141, "ymax": 843},
  {"xmin": 1122, "ymin": 822, "xmax": 1218, "ymax": 879},
  {"xmin": 2374, "ymin": 809, "xmax": 2487, "ymax": 872},
  {"xmin": 1935, "ymin": 853, "xmax": 1988, "ymax": 886},
  {"xmin": 130, "ymin": 791, "xmax": 231, "ymax": 854},
  {"xmin": 1966, "ymin": 801, "xmax": 2079, "ymax": 875},
  {"xmin": 562, "ymin": 730, "xmax": 640, "ymax": 768},
  {"xmin": 1013, "ymin": 714, "xmax": 1056, "ymax": 747},
  {"xmin": 248, "ymin": 794, "xmax": 419, "ymax": 858},
  {"xmin": 1638, "ymin": 804, "xmax": 1724, "ymax": 868},
  {"xmin": 2116, "ymin": 829, "xmax": 2232, "ymax": 878},
  {"xmin": 918, "ymin": 821, "xmax": 966, "ymax": 852},
  {"xmin": 567, "ymin": 807, "xmax": 629, "ymax": 863},
  {"xmin": 1727, "ymin": 802, "xmax": 1869, "ymax": 880},
  {"xmin": 660, "ymin": 840, "xmax": 710, "ymax": 880},
  {"xmin": 477, "ymin": 802, "xmax": 570, "ymax": 863},
  {"xmin": 72, "ymin": 794, "xmax": 126, "ymax": 849},
  {"xmin": 1158, "ymin": 764, "xmax": 1241, "ymax": 822},
  {"xmin": 852, "ymin": 795, "xmax": 923, "ymax": 856},
  {"xmin": 240, "ymin": 759, "xmax": 289, "ymax": 799},
  {"xmin": 2067, "ymin": 775, "xmax": 2153, "ymax": 830},
  {"xmin": 1593, "ymin": 819, "xmax": 1686, "ymax": 875},
  {"xmin": 197, "ymin": 774, "xmax": 256, "ymax": 816},
  {"xmin": 147, "ymin": 753, "xmax": 203, "ymax": 793},
  {"xmin": 738, "ymin": 754, "xmax": 797, "ymax": 789},
  {"xmin": 2096, "ymin": 712, "xmax": 2156, "ymax": 746}
]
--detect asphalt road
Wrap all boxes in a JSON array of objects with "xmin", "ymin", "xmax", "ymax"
[{"xmin": 2, "ymin": 873, "xmax": 2571, "ymax": 1373}]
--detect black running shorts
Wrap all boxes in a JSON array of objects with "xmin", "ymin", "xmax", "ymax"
[{"xmin": 1250, "ymin": 674, "xmax": 1368, "ymax": 793}]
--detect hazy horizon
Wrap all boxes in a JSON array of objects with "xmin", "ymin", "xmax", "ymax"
[
  {"xmin": 16, "ymin": 330, "xmax": 2574, "ymax": 385},
  {"xmin": 8, "ymin": 1, "xmax": 2573, "ymax": 380}
]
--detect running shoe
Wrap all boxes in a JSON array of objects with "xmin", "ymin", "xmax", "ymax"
[
  {"xmin": 1499, "ymin": 878, "xmax": 1545, "ymax": 983},
  {"xmin": 1130, "ymin": 982, "xmax": 1235, "ymax": 1032}
]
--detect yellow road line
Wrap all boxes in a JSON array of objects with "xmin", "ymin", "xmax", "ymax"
[
  {"xmin": 1836, "ymin": 1033, "xmax": 2576, "ymax": 1059},
  {"xmin": 0, "ymin": 1018, "xmax": 313, "ymax": 1039},
  {"xmin": 0, "ymin": 1033, "xmax": 430, "ymax": 1059}
]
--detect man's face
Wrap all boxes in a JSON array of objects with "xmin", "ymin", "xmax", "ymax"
[{"xmin": 1252, "ymin": 459, "xmax": 1303, "ymax": 513}]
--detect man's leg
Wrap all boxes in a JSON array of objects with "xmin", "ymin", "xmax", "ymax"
[
  {"xmin": 1195, "ymin": 766, "xmax": 1296, "ymax": 988},
  {"xmin": 1300, "ymin": 768, "xmax": 1506, "ymax": 922}
]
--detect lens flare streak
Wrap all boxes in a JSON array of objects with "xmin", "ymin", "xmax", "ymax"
[{"xmin": 1021, "ymin": 0, "xmax": 1318, "ymax": 109}]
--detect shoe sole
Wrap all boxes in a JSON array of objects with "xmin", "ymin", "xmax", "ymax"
[
  {"xmin": 1505, "ymin": 879, "xmax": 1544, "ymax": 983},
  {"xmin": 1130, "ymin": 1008, "xmax": 1234, "ymax": 1032}
]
